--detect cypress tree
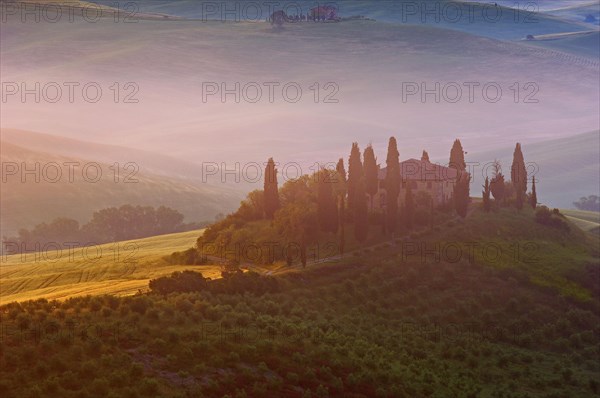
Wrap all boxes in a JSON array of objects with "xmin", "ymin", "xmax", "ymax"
[
  {"xmin": 347, "ymin": 143, "xmax": 362, "ymax": 219},
  {"xmin": 263, "ymin": 158, "xmax": 280, "ymax": 219},
  {"xmin": 490, "ymin": 160, "xmax": 505, "ymax": 206},
  {"xmin": 454, "ymin": 172, "xmax": 470, "ymax": 218},
  {"xmin": 530, "ymin": 176, "xmax": 538, "ymax": 209},
  {"xmin": 385, "ymin": 137, "xmax": 400, "ymax": 234},
  {"xmin": 364, "ymin": 145, "xmax": 379, "ymax": 212},
  {"xmin": 336, "ymin": 158, "xmax": 347, "ymax": 256},
  {"xmin": 482, "ymin": 177, "xmax": 491, "ymax": 212},
  {"xmin": 511, "ymin": 143, "xmax": 527, "ymax": 210},
  {"xmin": 317, "ymin": 169, "xmax": 339, "ymax": 234},
  {"xmin": 449, "ymin": 139, "xmax": 466, "ymax": 172},
  {"xmin": 354, "ymin": 176, "xmax": 369, "ymax": 245}
]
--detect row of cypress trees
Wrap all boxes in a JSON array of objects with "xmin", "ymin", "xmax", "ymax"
[{"xmin": 263, "ymin": 137, "xmax": 472, "ymax": 248}]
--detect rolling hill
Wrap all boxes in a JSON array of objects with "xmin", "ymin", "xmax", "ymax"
[
  {"xmin": 2, "ymin": 3, "xmax": 598, "ymax": 168},
  {"xmin": 0, "ymin": 140, "xmax": 242, "ymax": 237},
  {"xmin": 87, "ymin": 0, "xmax": 594, "ymax": 40},
  {"xmin": 0, "ymin": 229, "xmax": 221, "ymax": 304}
]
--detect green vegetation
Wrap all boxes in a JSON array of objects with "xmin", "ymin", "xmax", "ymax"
[{"xmin": 1, "ymin": 206, "xmax": 598, "ymax": 397}]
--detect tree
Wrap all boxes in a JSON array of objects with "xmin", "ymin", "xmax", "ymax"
[
  {"xmin": 354, "ymin": 176, "xmax": 369, "ymax": 245},
  {"xmin": 421, "ymin": 150, "xmax": 430, "ymax": 162},
  {"xmin": 274, "ymin": 177, "xmax": 318, "ymax": 267},
  {"xmin": 263, "ymin": 158, "xmax": 280, "ymax": 219},
  {"xmin": 317, "ymin": 169, "xmax": 339, "ymax": 234},
  {"xmin": 363, "ymin": 145, "xmax": 379, "ymax": 212},
  {"xmin": 335, "ymin": 158, "xmax": 347, "ymax": 257},
  {"xmin": 454, "ymin": 172, "xmax": 470, "ymax": 218},
  {"xmin": 490, "ymin": 160, "xmax": 505, "ymax": 206},
  {"xmin": 347, "ymin": 143, "xmax": 362, "ymax": 219},
  {"xmin": 385, "ymin": 137, "xmax": 400, "ymax": 234},
  {"xmin": 511, "ymin": 143, "xmax": 527, "ymax": 210},
  {"xmin": 449, "ymin": 139, "xmax": 466, "ymax": 172},
  {"xmin": 529, "ymin": 176, "xmax": 538, "ymax": 209},
  {"xmin": 404, "ymin": 182, "xmax": 414, "ymax": 230},
  {"xmin": 482, "ymin": 177, "xmax": 491, "ymax": 212},
  {"xmin": 573, "ymin": 195, "xmax": 600, "ymax": 212}
]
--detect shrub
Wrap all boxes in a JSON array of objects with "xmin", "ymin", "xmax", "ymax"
[
  {"xmin": 535, "ymin": 206, "xmax": 569, "ymax": 231},
  {"xmin": 149, "ymin": 271, "xmax": 208, "ymax": 295}
]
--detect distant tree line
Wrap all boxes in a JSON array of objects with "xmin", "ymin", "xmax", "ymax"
[
  {"xmin": 3, "ymin": 205, "xmax": 205, "ymax": 255},
  {"xmin": 573, "ymin": 195, "xmax": 600, "ymax": 212}
]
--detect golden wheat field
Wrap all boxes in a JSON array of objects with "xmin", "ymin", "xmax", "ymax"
[{"xmin": 0, "ymin": 229, "xmax": 223, "ymax": 304}]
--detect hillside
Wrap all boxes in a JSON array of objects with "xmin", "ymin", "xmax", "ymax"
[
  {"xmin": 0, "ymin": 207, "xmax": 598, "ymax": 397},
  {"xmin": 522, "ymin": 30, "xmax": 600, "ymax": 59},
  {"xmin": 0, "ymin": 229, "xmax": 222, "ymax": 304},
  {"xmin": 0, "ymin": 141, "xmax": 242, "ymax": 237},
  {"xmin": 3, "ymin": 203, "xmax": 598, "ymax": 304},
  {"xmin": 88, "ymin": 0, "xmax": 594, "ymax": 40},
  {"xmin": 0, "ymin": 129, "xmax": 233, "ymax": 182},
  {"xmin": 545, "ymin": 2, "xmax": 600, "ymax": 25}
]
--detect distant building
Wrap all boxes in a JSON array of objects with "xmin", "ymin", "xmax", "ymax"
[
  {"xmin": 310, "ymin": 6, "xmax": 337, "ymax": 20},
  {"xmin": 374, "ymin": 153, "xmax": 458, "ymax": 210}
]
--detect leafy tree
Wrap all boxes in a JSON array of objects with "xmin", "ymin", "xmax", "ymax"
[
  {"xmin": 264, "ymin": 158, "xmax": 280, "ymax": 219},
  {"xmin": 385, "ymin": 137, "xmax": 400, "ymax": 234},
  {"xmin": 482, "ymin": 177, "xmax": 491, "ymax": 212},
  {"xmin": 149, "ymin": 271, "xmax": 208, "ymax": 295},
  {"xmin": 347, "ymin": 143, "xmax": 362, "ymax": 219},
  {"xmin": 363, "ymin": 145, "xmax": 379, "ymax": 211},
  {"xmin": 454, "ymin": 173, "xmax": 470, "ymax": 218},
  {"xmin": 511, "ymin": 143, "xmax": 527, "ymax": 210},
  {"xmin": 529, "ymin": 176, "xmax": 538, "ymax": 210},
  {"xmin": 274, "ymin": 178, "xmax": 318, "ymax": 267},
  {"xmin": 237, "ymin": 190, "xmax": 265, "ymax": 221},
  {"xmin": 449, "ymin": 139, "xmax": 466, "ymax": 172},
  {"xmin": 573, "ymin": 195, "xmax": 600, "ymax": 212}
]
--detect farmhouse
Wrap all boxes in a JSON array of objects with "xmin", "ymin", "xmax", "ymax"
[
  {"xmin": 310, "ymin": 6, "xmax": 338, "ymax": 20},
  {"xmin": 374, "ymin": 152, "xmax": 458, "ymax": 209}
]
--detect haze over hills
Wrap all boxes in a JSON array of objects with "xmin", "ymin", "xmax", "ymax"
[
  {"xmin": 1, "ymin": 11, "xmax": 598, "ymax": 167},
  {"xmin": 0, "ymin": 138, "xmax": 242, "ymax": 237}
]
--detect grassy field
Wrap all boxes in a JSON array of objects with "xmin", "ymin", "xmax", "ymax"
[{"xmin": 0, "ymin": 229, "xmax": 219, "ymax": 304}]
